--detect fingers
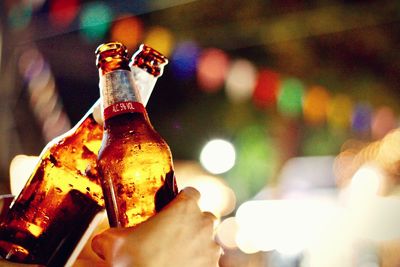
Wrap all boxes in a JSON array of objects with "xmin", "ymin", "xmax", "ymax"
[
  {"xmin": 91, "ymin": 233, "xmax": 107, "ymax": 260},
  {"xmin": 92, "ymin": 227, "xmax": 131, "ymax": 262},
  {"xmin": 202, "ymin": 211, "xmax": 217, "ymax": 222},
  {"xmin": 178, "ymin": 187, "xmax": 201, "ymax": 201}
]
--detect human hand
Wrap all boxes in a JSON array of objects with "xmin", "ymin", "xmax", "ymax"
[{"xmin": 91, "ymin": 187, "xmax": 221, "ymax": 267}]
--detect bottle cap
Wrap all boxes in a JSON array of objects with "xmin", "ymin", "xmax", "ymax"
[
  {"xmin": 130, "ymin": 44, "xmax": 168, "ymax": 77},
  {"xmin": 95, "ymin": 42, "xmax": 129, "ymax": 68}
]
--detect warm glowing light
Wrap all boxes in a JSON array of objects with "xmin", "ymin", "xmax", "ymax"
[
  {"xmin": 303, "ymin": 85, "xmax": 331, "ymax": 125},
  {"xmin": 18, "ymin": 48, "xmax": 45, "ymax": 80},
  {"xmin": 110, "ymin": 15, "xmax": 143, "ymax": 50},
  {"xmin": 9, "ymin": 155, "xmax": 39, "ymax": 196},
  {"xmin": 235, "ymin": 199, "xmax": 339, "ymax": 254},
  {"xmin": 197, "ymin": 48, "xmax": 229, "ymax": 93},
  {"xmin": 350, "ymin": 164, "xmax": 382, "ymax": 200},
  {"xmin": 42, "ymin": 109, "xmax": 71, "ymax": 141},
  {"xmin": 348, "ymin": 196, "xmax": 400, "ymax": 242},
  {"xmin": 371, "ymin": 106, "xmax": 397, "ymax": 140},
  {"xmin": 180, "ymin": 175, "xmax": 236, "ymax": 217},
  {"xmin": 252, "ymin": 69, "xmax": 280, "ymax": 108},
  {"xmin": 327, "ymin": 94, "xmax": 353, "ymax": 130},
  {"xmin": 174, "ymin": 161, "xmax": 236, "ymax": 217},
  {"xmin": 225, "ymin": 59, "xmax": 257, "ymax": 103},
  {"xmin": 200, "ymin": 139, "xmax": 236, "ymax": 174},
  {"xmin": 216, "ymin": 217, "xmax": 238, "ymax": 249},
  {"xmin": 49, "ymin": 0, "xmax": 79, "ymax": 28},
  {"xmin": 143, "ymin": 26, "xmax": 174, "ymax": 57}
]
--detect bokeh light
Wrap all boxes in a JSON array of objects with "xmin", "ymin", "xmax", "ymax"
[
  {"xmin": 196, "ymin": 48, "xmax": 230, "ymax": 93},
  {"xmin": 80, "ymin": 2, "xmax": 113, "ymax": 41},
  {"xmin": 351, "ymin": 103, "xmax": 372, "ymax": 134},
  {"xmin": 200, "ymin": 139, "xmax": 236, "ymax": 174},
  {"xmin": 235, "ymin": 199, "xmax": 340, "ymax": 255},
  {"xmin": 227, "ymin": 125, "xmax": 278, "ymax": 203},
  {"xmin": 216, "ymin": 217, "xmax": 239, "ymax": 249},
  {"xmin": 7, "ymin": 2, "xmax": 33, "ymax": 30},
  {"xmin": 9, "ymin": 155, "xmax": 39, "ymax": 196},
  {"xmin": 110, "ymin": 15, "xmax": 143, "ymax": 50},
  {"xmin": 371, "ymin": 106, "xmax": 397, "ymax": 140},
  {"xmin": 18, "ymin": 48, "xmax": 45, "ymax": 80},
  {"xmin": 350, "ymin": 164, "xmax": 383, "ymax": 201},
  {"xmin": 49, "ymin": 0, "xmax": 79, "ymax": 28},
  {"xmin": 171, "ymin": 41, "xmax": 200, "ymax": 79},
  {"xmin": 225, "ymin": 59, "xmax": 257, "ymax": 104},
  {"xmin": 277, "ymin": 77, "xmax": 304, "ymax": 118},
  {"xmin": 327, "ymin": 94, "xmax": 353, "ymax": 130},
  {"xmin": 303, "ymin": 85, "xmax": 331, "ymax": 125},
  {"xmin": 174, "ymin": 161, "xmax": 236, "ymax": 217},
  {"xmin": 143, "ymin": 26, "xmax": 174, "ymax": 57},
  {"xmin": 252, "ymin": 69, "xmax": 280, "ymax": 109}
]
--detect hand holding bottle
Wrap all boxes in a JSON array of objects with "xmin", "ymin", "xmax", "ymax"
[{"xmin": 91, "ymin": 187, "xmax": 221, "ymax": 267}]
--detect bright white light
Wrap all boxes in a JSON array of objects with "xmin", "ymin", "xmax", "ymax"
[
  {"xmin": 350, "ymin": 164, "xmax": 382, "ymax": 201},
  {"xmin": 225, "ymin": 59, "xmax": 257, "ymax": 103},
  {"xmin": 235, "ymin": 199, "xmax": 339, "ymax": 254},
  {"xmin": 9, "ymin": 155, "xmax": 39, "ymax": 196},
  {"xmin": 200, "ymin": 139, "xmax": 236, "ymax": 174},
  {"xmin": 174, "ymin": 161, "xmax": 236, "ymax": 217},
  {"xmin": 216, "ymin": 217, "xmax": 239, "ymax": 249}
]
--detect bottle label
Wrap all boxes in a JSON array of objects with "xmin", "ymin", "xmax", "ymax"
[
  {"xmin": 103, "ymin": 101, "xmax": 145, "ymax": 120},
  {"xmin": 100, "ymin": 70, "xmax": 144, "ymax": 120}
]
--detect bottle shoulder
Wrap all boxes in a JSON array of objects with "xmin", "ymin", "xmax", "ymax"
[{"xmin": 98, "ymin": 113, "xmax": 172, "ymax": 160}]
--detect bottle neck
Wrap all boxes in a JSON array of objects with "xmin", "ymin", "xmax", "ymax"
[
  {"xmin": 131, "ymin": 67, "xmax": 158, "ymax": 106},
  {"xmin": 100, "ymin": 69, "xmax": 145, "ymax": 122}
]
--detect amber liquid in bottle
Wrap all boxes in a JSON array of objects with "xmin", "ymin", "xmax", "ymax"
[
  {"xmin": 0, "ymin": 43, "xmax": 169, "ymax": 266},
  {"xmin": 96, "ymin": 42, "xmax": 178, "ymax": 228},
  {"xmin": 0, "ymin": 109, "xmax": 103, "ymax": 266}
]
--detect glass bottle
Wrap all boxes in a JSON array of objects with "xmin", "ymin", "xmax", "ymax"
[
  {"xmin": 0, "ymin": 43, "xmax": 168, "ymax": 266},
  {"xmin": 96, "ymin": 42, "xmax": 178, "ymax": 228}
]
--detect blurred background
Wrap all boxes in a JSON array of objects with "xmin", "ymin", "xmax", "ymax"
[{"xmin": 1, "ymin": 0, "xmax": 400, "ymax": 266}]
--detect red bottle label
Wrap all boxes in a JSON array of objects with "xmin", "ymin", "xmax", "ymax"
[{"xmin": 103, "ymin": 101, "xmax": 145, "ymax": 120}]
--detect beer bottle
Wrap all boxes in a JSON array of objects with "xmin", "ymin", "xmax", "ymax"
[
  {"xmin": 0, "ymin": 44, "xmax": 168, "ymax": 266},
  {"xmin": 96, "ymin": 42, "xmax": 178, "ymax": 228}
]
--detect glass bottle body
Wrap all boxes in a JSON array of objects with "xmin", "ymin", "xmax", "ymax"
[
  {"xmin": 98, "ymin": 111, "xmax": 177, "ymax": 227},
  {"xmin": 96, "ymin": 42, "xmax": 177, "ymax": 228},
  {"xmin": 0, "ymin": 43, "xmax": 168, "ymax": 265},
  {"xmin": 0, "ymin": 107, "xmax": 103, "ymax": 266}
]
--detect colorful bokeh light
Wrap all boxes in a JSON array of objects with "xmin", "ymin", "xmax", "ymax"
[
  {"xmin": 7, "ymin": 2, "xmax": 33, "ymax": 30},
  {"xmin": 143, "ymin": 26, "xmax": 174, "ymax": 57},
  {"xmin": 277, "ymin": 78, "xmax": 305, "ymax": 118},
  {"xmin": 327, "ymin": 94, "xmax": 353, "ymax": 130},
  {"xmin": 351, "ymin": 103, "xmax": 372, "ymax": 134},
  {"xmin": 110, "ymin": 15, "xmax": 143, "ymax": 50},
  {"xmin": 197, "ymin": 48, "xmax": 229, "ymax": 93},
  {"xmin": 80, "ymin": 2, "xmax": 113, "ymax": 42},
  {"xmin": 303, "ymin": 85, "xmax": 331, "ymax": 125},
  {"xmin": 225, "ymin": 59, "xmax": 257, "ymax": 104},
  {"xmin": 49, "ymin": 0, "xmax": 79, "ymax": 28},
  {"xmin": 371, "ymin": 106, "xmax": 397, "ymax": 140},
  {"xmin": 200, "ymin": 139, "xmax": 236, "ymax": 174},
  {"xmin": 252, "ymin": 69, "xmax": 280, "ymax": 109},
  {"xmin": 171, "ymin": 41, "xmax": 200, "ymax": 79}
]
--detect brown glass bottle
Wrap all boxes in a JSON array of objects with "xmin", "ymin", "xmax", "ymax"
[
  {"xmin": 96, "ymin": 42, "xmax": 178, "ymax": 228},
  {"xmin": 0, "ymin": 44, "xmax": 168, "ymax": 266},
  {"xmin": 0, "ymin": 105, "xmax": 103, "ymax": 266}
]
